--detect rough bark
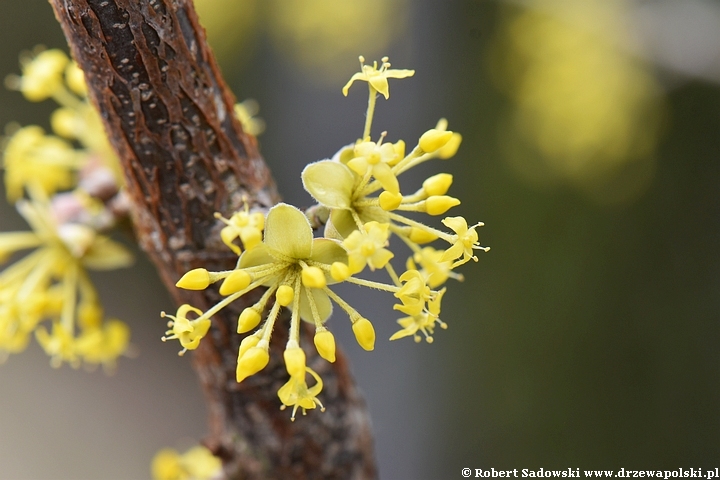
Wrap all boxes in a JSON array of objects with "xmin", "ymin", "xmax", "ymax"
[{"xmin": 47, "ymin": 1, "xmax": 377, "ymax": 478}]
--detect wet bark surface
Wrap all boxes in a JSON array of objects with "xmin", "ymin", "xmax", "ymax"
[{"xmin": 48, "ymin": 1, "xmax": 377, "ymax": 478}]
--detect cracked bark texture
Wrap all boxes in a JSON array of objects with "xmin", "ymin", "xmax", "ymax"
[{"xmin": 47, "ymin": 1, "xmax": 377, "ymax": 478}]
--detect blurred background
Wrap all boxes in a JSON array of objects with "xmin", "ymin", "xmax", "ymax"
[{"xmin": 1, "ymin": 0, "xmax": 720, "ymax": 478}]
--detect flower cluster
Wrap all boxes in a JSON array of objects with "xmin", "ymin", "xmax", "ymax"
[
  {"xmin": 0, "ymin": 47, "xmax": 267, "ymax": 371},
  {"xmin": 0, "ymin": 187, "xmax": 133, "ymax": 369},
  {"xmin": 165, "ymin": 56, "xmax": 488, "ymax": 420},
  {"xmin": 0, "ymin": 48, "xmax": 132, "ymax": 369}
]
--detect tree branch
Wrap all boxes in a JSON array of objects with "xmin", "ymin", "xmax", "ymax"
[{"xmin": 47, "ymin": 1, "xmax": 377, "ymax": 478}]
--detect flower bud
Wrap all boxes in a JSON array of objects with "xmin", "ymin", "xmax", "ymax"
[
  {"xmin": 237, "ymin": 308, "xmax": 261, "ymax": 333},
  {"xmin": 419, "ymin": 129, "xmax": 453, "ymax": 153},
  {"xmin": 314, "ymin": 330, "xmax": 336, "ymax": 363},
  {"xmin": 283, "ymin": 347, "xmax": 307, "ymax": 377},
  {"xmin": 408, "ymin": 227, "xmax": 438, "ymax": 244},
  {"xmin": 238, "ymin": 334, "xmax": 260, "ymax": 358},
  {"xmin": 236, "ymin": 346, "xmax": 269, "ymax": 382},
  {"xmin": 330, "ymin": 262, "xmax": 350, "ymax": 282},
  {"xmin": 276, "ymin": 285, "xmax": 294, "ymax": 306},
  {"xmin": 219, "ymin": 270, "xmax": 252, "ymax": 296},
  {"xmin": 65, "ymin": 62, "xmax": 87, "ymax": 96},
  {"xmin": 422, "ymin": 173, "xmax": 453, "ymax": 196},
  {"xmin": 379, "ymin": 191, "xmax": 403, "ymax": 211},
  {"xmin": 352, "ymin": 318, "xmax": 376, "ymax": 351},
  {"xmin": 438, "ymin": 132, "xmax": 462, "ymax": 159},
  {"xmin": 301, "ymin": 266, "xmax": 327, "ymax": 289},
  {"xmin": 424, "ymin": 196, "xmax": 460, "ymax": 216},
  {"xmin": 176, "ymin": 268, "xmax": 211, "ymax": 290}
]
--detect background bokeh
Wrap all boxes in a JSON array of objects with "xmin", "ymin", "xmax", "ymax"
[{"xmin": 1, "ymin": 0, "xmax": 720, "ymax": 478}]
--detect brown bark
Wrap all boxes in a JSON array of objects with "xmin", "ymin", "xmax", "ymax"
[{"xmin": 47, "ymin": 1, "xmax": 377, "ymax": 478}]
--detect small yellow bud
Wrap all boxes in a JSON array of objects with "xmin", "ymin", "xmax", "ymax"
[
  {"xmin": 176, "ymin": 268, "xmax": 211, "ymax": 290},
  {"xmin": 424, "ymin": 196, "xmax": 461, "ymax": 216},
  {"xmin": 352, "ymin": 318, "xmax": 376, "ymax": 351},
  {"xmin": 237, "ymin": 308, "xmax": 262, "ymax": 333},
  {"xmin": 238, "ymin": 334, "xmax": 260, "ymax": 358},
  {"xmin": 276, "ymin": 285, "xmax": 294, "ymax": 306},
  {"xmin": 438, "ymin": 132, "xmax": 462, "ymax": 159},
  {"xmin": 330, "ymin": 262, "xmax": 350, "ymax": 282},
  {"xmin": 219, "ymin": 270, "xmax": 252, "ymax": 296},
  {"xmin": 419, "ymin": 129, "xmax": 453, "ymax": 153},
  {"xmin": 379, "ymin": 191, "xmax": 403, "ymax": 211},
  {"xmin": 301, "ymin": 266, "xmax": 327, "ymax": 289},
  {"xmin": 314, "ymin": 330, "xmax": 336, "ymax": 363},
  {"xmin": 50, "ymin": 108, "xmax": 79, "ymax": 139},
  {"xmin": 65, "ymin": 62, "xmax": 87, "ymax": 96},
  {"xmin": 236, "ymin": 346, "xmax": 269, "ymax": 382},
  {"xmin": 408, "ymin": 227, "xmax": 438, "ymax": 244},
  {"xmin": 422, "ymin": 173, "xmax": 453, "ymax": 196},
  {"xmin": 283, "ymin": 347, "xmax": 307, "ymax": 377}
]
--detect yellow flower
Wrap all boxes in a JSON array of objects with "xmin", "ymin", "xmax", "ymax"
[
  {"xmin": 75, "ymin": 319, "xmax": 131, "ymax": 372},
  {"xmin": 16, "ymin": 49, "xmax": 69, "ymax": 102},
  {"xmin": 161, "ymin": 305, "xmax": 211, "ymax": 356},
  {"xmin": 407, "ymin": 246, "xmax": 464, "ymax": 289},
  {"xmin": 342, "ymin": 56, "xmax": 414, "ymax": 99},
  {"xmin": 0, "ymin": 190, "xmax": 132, "ymax": 366},
  {"xmin": 215, "ymin": 203, "xmax": 265, "ymax": 255},
  {"xmin": 393, "ymin": 269, "xmax": 432, "ymax": 316},
  {"xmin": 347, "ymin": 139, "xmax": 401, "ymax": 194},
  {"xmin": 151, "ymin": 445, "xmax": 221, "ymax": 480},
  {"xmin": 441, "ymin": 216, "xmax": 489, "ymax": 268},
  {"xmin": 234, "ymin": 99, "xmax": 265, "ymax": 137},
  {"xmin": 390, "ymin": 287, "xmax": 447, "ymax": 343},
  {"xmin": 278, "ymin": 367, "xmax": 325, "ymax": 421},
  {"xmin": 2, "ymin": 125, "xmax": 83, "ymax": 202},
  {"xmin": 342, "ymin": 221, "xmax": 394, "ymax": 274}
]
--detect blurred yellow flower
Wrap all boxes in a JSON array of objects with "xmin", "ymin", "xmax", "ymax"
[
  {"xmin": 151, "ymin": 445, "xmax": 221, "ymax": 480},
  {"xmin": 266, "ymin": 0, "xmax": 408, "ymax": 84},
  {"xmin": 490, "ymin": 0, "xmax": 665, "ymax": 203}
]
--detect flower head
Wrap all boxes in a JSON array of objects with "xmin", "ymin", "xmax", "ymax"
[
  {"xmin": 278, "ymin": 367, "xmax": 325, "ymax": 421},
  {"xmin": 215, "ymin": 201, "xmax": 265, "ymax": 255},
  {"xmin": 14, "ymin": 49, "xmax": 69, "ymax": 102},
  {"xmin": 161, "ymin": 305, "xmax": 211, "ymax": 355},
  {"xmin": 2, "ymin": 126, "xmax": 82, "ymax": 202},
  {"xmin": 390, "ymin": 287, "xmax": 447, "ymax": 343},
  {"xmin": 441, "ymin": 216, "xmax": 490, "ymax": 268},
  {"xmin": 393, "ymin": 269, "xmax": 432, "ymax": 316},
  {"xmin": 342, "ymin": 221, "xmax": 394, "ymax": 274},
  {"xmin": 0, "ymin": 190, "xmax": 132, "ymax": 366},
  {"xmin": 342, "ymin": 56, "xmax": 414, "ymax": 99}
]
